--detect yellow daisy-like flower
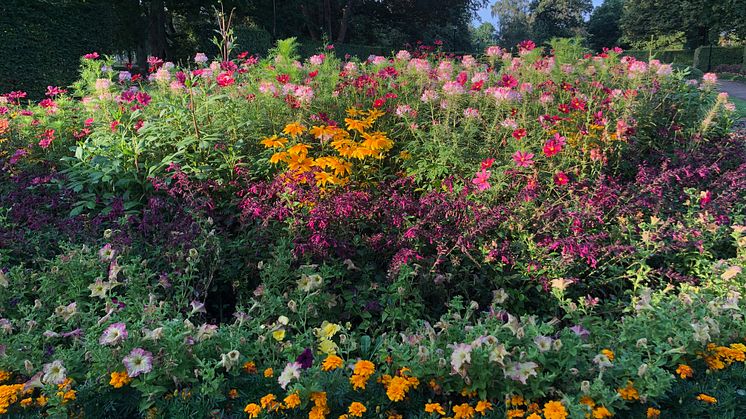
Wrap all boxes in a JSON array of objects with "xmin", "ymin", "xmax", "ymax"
[
  {"xmin": 322, "ymin": 355, "xmax": 344, "ymax": 371},
  {"xmin": 345, "ymin": 118, "xmax": 372, "ymax": 133},
  {"xmin": 348, "ymin": 402, "xmax": 367, "ymax": 417},
  {"xmin": 543, "ymin": 400, "xmax": 568, "ymax": 419},
  {"xmin": 283, "ymin": 122, "xmax": 306, "ymax": 138},
  {"xmin": 601, "ymin": 349, "xmax": 615, "ymax": 362},
  {"xmin": 269, "ymin": 151, "xmax": 290, "ymax": 164},
  {"xmin": 346, "ymin": 107, "xmax": 364, "ymax": 117},
  {"xmin": 287, "ymin": 143, "xmax": 311, "ymax": 156},
  {"xmin": 315, "ymin": 170, "xmax": 337, "ymax": 187},
  {"xmin": 263, "ymin": 367, "xmax": 274, "ymax": 378},
  {"xmin": 272, "ymin": 328, "xmax": 286, "ymax": 341},
  {"xmin": 425, "ymin": 402, "xmax": 446, "ymax": 415},
  {"xmin": 260, "ymin": 135, "xmax": 288, "ymax": 148}
]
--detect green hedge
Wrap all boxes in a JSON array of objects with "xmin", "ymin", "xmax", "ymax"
[
  {"xmin": 693, "ymin": 46, "xmax": 746, "ymax": 71},
  {"xmin": 623, "ymin": 49, "xmax": 694, "ymax": 66},
  {"xmin": 0, "ymin": 0, "xmax": 120, "ymax": 99}
]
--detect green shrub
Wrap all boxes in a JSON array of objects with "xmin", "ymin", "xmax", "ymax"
[
  {"xmin": 624, "ymin": 49, "xmax": 694, "ymax": 66},
  {"xmin": 693, "ymin": 46, "xmax": 746, "ymax": 71}
]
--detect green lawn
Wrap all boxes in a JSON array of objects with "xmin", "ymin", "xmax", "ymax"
[{"xmin": 732, "ymin": 96, "xmax": 746, "ymax": 120}]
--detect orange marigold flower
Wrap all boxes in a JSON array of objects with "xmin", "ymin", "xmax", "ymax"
[
  {"xmin": 263, "ymin": 367, "xmax": 273, "ymax": 378},
  {"xmin": 509, "ymin": 395, "xmax": 526, "ymax": 406},
  {"xmin": 348, "ymin": 401, "xmax": 367, "ymax": 417},
  {"xmin": 579, "ymin": 396, "xmax": 595, "ymax": 408},
  {"xmin": 260, "ymin": 393, "xmax": 276, "ymax": 409},
  {"xmin": 284, "ymin": 392, "xmax": 301, "ymax": 409},
  {"xmin": 310, "ymin": 391, "xmax": 327, "ymax": 407},
  {"xmin": 386, "ymin": 376, "xmax": 411, "ymax": 402},
  {"xmin": 592, "ymin": 406, "xmax": 612, "ymax": 418},
  {"xmin": 453, "ymin": 403, "xmax": 476, "ymax": 419},
  {"xmin": 109, "ymin": 371, "xmax": 132, "ymax": 388},
  {"xmin": 617, "ymin": 381, "xmax": 639, "ymax": 401},
  {"xmin": 20, "ymin": 397, "xmax": 33, "ymax": 408},
  {"xmin": 506, "ymin": 409, "xmax": 525, "ymax": 418},
  {"xmin": 425, "ymin": 402, "xmax": 446, "ymax": 415},
  {"xmin": 475, "ymin": 400, "xmax": 493, "ymax": 415},
  {"xmin": 322, "ymin": 354, "xmax": 344, "ymax": 371},
  {"xmin": 243, "ymin": 361, "xmax": 257, "ymax": 374},
  {"xmin": 227, "ymin": 389, "xmax": 238, "ymax": 399},
  {"xmin": 244, "ymin": 403, "xmax": 261, "ymax": 418},
  {"xmin": 350, "ymin": 373, "xmax": 370, "ymax": 390},
  {"xmin": 601, "ymin": 349, "xmax": 615, "ymax": 362},
  {"xmin": 646, "ymin": 407, "xmax": 661, "ymax": 418},
  {"xmin": 696, "ymin": 393, "xmax": 717, "ymax": 404},
  {"xmin": 527, "ymin": 414, "xmax": 541, "ymax": 419},
  {"xmin": 353, "ymin": 360, "xmax": 375, "ymax": 377},
  {"xmin": 0, "ymin": 370, "xmax": 11, "ymax": 383},
  {"xmin": 676, "ymin": 364, "xmax": 693, "ymax": 379},
  {"xmin": 543, "ymin": 400, "xmax": 568, "ymax": 419}
]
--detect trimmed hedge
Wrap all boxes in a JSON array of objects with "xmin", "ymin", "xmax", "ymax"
[
  {"xmin": 623, "ymin": 49, "xmax": 694, "ymax": 66},
  {"xmin": 693, "ymin": 46, "xmax": 746, "ymax": 71},
  {"xmin": 0, "ymin": 0, "xmax": 120, "ymax": 99}
]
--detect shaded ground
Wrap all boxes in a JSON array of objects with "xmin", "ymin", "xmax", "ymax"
[{"xmin": 719, "ymin": 80, "xmax": 746, "ymax": 101}]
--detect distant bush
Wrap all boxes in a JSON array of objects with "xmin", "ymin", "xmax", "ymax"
[
  {"xmin": 694, "ymin": 46, "xmax": 746, "ymax": 71},
  {"xmin": 623, "ymin": 49, "xmax": 694, "ymax": 66}
]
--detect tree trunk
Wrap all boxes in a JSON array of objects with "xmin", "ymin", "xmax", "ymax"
[
  {"xmin": 301, "ymin": 4, "xmax": 320, "ymax": 41},
  {"xmin": 337, "ymin": 0, "xmax": 355, "ymax": 43},
  {"xmin": 147, "ymin": 0, "xmax": 168, "ymax": 59},
  {"xmin": 324, "ymin": 0, "xmax": 333, "ymax": 39}
]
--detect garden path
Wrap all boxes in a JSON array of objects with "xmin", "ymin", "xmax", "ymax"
[{"xmin": 719, "ymin": 80, "xmax": 746, "ymax": 101}]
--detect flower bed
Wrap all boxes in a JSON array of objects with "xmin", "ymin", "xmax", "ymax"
[{"xmin": 0, "ymin": 38, "xmax": 744, "ymax": 418}]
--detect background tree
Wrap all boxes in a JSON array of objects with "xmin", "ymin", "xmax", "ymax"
[
  {"xmin": 587, "ymin": 0, "xmax": 625, "ymax": 50},
  {"xmin": 529, "ymin": 0, "xmax": 592, "ymax": 44},
  {"xmin": 470, "ymin": 22, "xmax": 497, "ymax": 51},
  {"xmin": 491, "ymin": 0, "xmax": 532, "ymax": 48}
]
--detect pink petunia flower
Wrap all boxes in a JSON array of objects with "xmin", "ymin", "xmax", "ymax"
[
  {"xmin": 100, "ymin": 322, "xmax": 128, "ymax": 346},
  {"xmin": 123, "ymin": 348, "xmax": 153, "ymax": 377}
]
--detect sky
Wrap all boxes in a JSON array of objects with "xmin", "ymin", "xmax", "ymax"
[{"xmin": 475, "ymin": 0, "xmax": 604, "ymax": 26}]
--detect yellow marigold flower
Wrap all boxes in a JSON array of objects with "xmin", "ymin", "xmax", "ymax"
[
  {"xmin": 353, "ymin": 360, "xmax": 375, "ymax": 377},
  {"xmin": 322, "ymin": 355, "xmax": 344, "ymax": 371},
  {"xmin": 260, "ymin": 135, "xmax": 288, "ymax": 148},
  {"xmin": 425, "ymin": 402, "xmax": 446, "ymax": 415},
  {"xmin": 696, "ymin": 393, "xmax": 717, "ymax": 404},
  {"xmin": 309, "ymin": 405, "xmax": 327, "ymax": 419},
  {"xmin": 61, "ymin": 389, "xmax": 76, "ymax": 402},
  {"xmin": 263, "ymin": 367, "xmax": 274, "ymax": 378},
  {"xmin": 592, "ymin": 406, "xmax": 613, "ymax": 418},
  {"xmin": 543, "ymin": 400, "xmax": 568, "ymax": 419},
  {"xmin": 646, "ymin": 407, "xmax": 661, "ymax": 418},
  {"xmin": 20, "ymin": 397, "xmax": 33, "ymax": 408},
  {"xmin": 0, "ymin": 371, "xmax": 10, "ymax": 383},
  {"xmin": 527, "ymin": 414, "xmax": 541, "ymax": 419},
  {"xmin": 617, "ymin": 381, "xmax": 639, "ymax": 401},
  {"xmin": 509, "ymin": 395, "xmax": 525, "ymax": 406},
  {"xmin": 243, "ymin": 361, "xmax": 257, "ymax": 374},
  {"xmin": 388, "ymin": 413, "xmax": 403, "ymax": 419},
  {"xmin": 386, "ymin": 376, "xmax": 410, "ymax": 402},
  {"xmin": 601, "ymin": 349, "xmax": 615, "ymax": 362},
  {"xmin": 676, "ymin": 364, "xmax": 693, "ymax": 379},
  {"xmin": 36, "ymin": 395, "xmax": 48, "ymax": 407},
  {"xmin": 506, "ymin": 409, "xmax": 525, "ymax": 418},
  {"xmin": 109, "ymin": 371, "xmax": 132, "ymax": 388},
  {"xmin": 348, "ymin": 402, "xmax": 367, "ymax": 417},
  {"xmin": 228, "ymin": 389, "xmax": 238, "ymax": 399},
  {"xmin": 350, "ymin": 373, "xmax": 370, "ymax": 390},
  {"xmin": 579, "ymin": 396, "xmax": 595, "ymax": 408},
  {"xmin": 453, "ymin": 403, "xmax": 476, "ymax": 419},
  {"xmin": 260, "ymin": 393, "xmax": 277, "ymax": 409},
  {"xmin": 283, "ymin": 122, "xmax": 306, "ymax": 138},
  {"xmin": 244, "ymin": 403, "xmax": 261, "ymax": 418},
  {"xmin": 475, "ymin": 400, "xmax": 493, "ymax": 415},
  {"xmin": 284, "ymin": 392, "xmax": 301, "ymax": 409}
]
